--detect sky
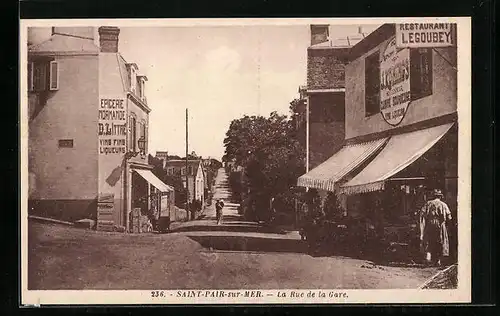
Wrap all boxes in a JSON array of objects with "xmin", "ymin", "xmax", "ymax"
[{"xmin": 117, "ymin": 24, "xmax": 380, "ymax": 161}]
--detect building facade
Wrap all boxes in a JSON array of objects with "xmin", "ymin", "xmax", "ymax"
[
  {"xmin": 28, "ymin": 26, "xmax": 172, "ymax": 231},
  {"xmin": 340, "ymin": 23, "xmax": 458, "ymax": 219},
  {"xmin": 164, "ymin": 160, "xmax": 205, "ymax": 206},
  {"xmin": 298, "ymin": 24, "xmax": 458, "ymax": 252},
  {"xmin": 297, "ymin": 25, "xmax": 368, "ymax": 203}
]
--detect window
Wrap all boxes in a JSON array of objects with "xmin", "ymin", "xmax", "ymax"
[
  {"xmin": 130, "ymin": 67, "xmax": 137, "ymax": 93},
  {"xmin": 129, "ymin": 115, "xmax": 137, "ymax": 152},
  {"xmin": 49, "ymin": 61, "xmax": 59, "ymax": 90},
  {"xmin": 139, "ymin": 121, "xmax": 147, "ymax": 153},
  {"xmin": 410, "ymin": 48, "xmax": 433, "ymax": 100},
  {"xmin": 31, "ymin": 62, "xmax": 47, "ymax": 92},
  {"xmin": 167, "ymin": 168, "xmax": 173, "ymax": 176},
  {"xmin": 28, "ymin": 60, "xmax": 58, "ymax": 92},
  {"xmin": 364, "ymin": 51, "xmax": 380, "ymax": 117},
  {"xmin": 188, "ymin": 166, "xmax": 193, "ymax": 175},
  {"xmin": 143, "ymin": 124, "xmax": 147, "ymax": 153},
  {"xmin": 140, "ymin": 78, "xmax": 146, "ymax": 100},
  {"xmin": 28, "ymin": 62, "xmax": 34, "ymax": 91},
  {"xmin": 181, "ymin": 167, "xmax": 186, "ymax": 176}
]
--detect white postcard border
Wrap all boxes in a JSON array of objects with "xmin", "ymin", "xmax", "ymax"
[{"xmin": 20, "ymin": 16, "xmax": 472, "ymax": 305}]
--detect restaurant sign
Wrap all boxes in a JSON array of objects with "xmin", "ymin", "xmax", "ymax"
[
  {"xmin": 396, "ymin": 23, "xmax": 455, "ymax": 48},
  {"xmin": 380, "ymin": 37, "xmax": 411, "ymax": 126}
]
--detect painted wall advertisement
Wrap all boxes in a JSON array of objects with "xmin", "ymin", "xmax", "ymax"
[
  {"xmin": 98, "ymin": 98, "xmax": 127, "ymax": 155},
  {"xmin": 396, "ymin": 23, "xmax": 456, "ymax": 48},
  {"xmin": 380, "ymin": 38, "xmax": 411, "ymax": 126}
]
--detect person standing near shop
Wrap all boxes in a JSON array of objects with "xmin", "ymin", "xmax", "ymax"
[{"xmin": 419, "ymin": 189, "xmax": 452, "ymax": 266}]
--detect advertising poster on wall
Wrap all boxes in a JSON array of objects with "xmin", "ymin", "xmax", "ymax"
[
  {"xmin": 98, "ymin": 97, "xmax": 127, "ymax": 155},
  {"xmin": 380, "ymin": 37, "xmax": 411, "ymax": 126}
]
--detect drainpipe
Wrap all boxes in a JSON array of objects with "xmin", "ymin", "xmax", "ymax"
[
  {"xmin": 124, "ymin": 160, "xmax": 130, "ymax": 232},
  {"xmin": 305, "ymin": 94, "xmax": 310, "ymax": 192}
]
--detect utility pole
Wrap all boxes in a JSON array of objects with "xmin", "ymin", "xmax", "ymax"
[{"xmin": 186, "ymin": 108, "xmax": 190, "ymax": 220}]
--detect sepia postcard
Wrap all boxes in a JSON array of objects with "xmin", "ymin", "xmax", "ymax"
[{"xmin": 20, "ymin": 17, "xmax": 471, "ymax": 305}]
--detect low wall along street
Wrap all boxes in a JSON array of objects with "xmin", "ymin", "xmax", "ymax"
[{"xmin": 99, "ymin": 98, "xmax": 127, "ymax": 155}]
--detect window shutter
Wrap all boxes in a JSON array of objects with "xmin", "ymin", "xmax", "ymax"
[
  {"xmin": 129, "ymin": 116, "xmax": 137, "ymax": 152},
  {"xmin": 49, "ymin": 61, "xmax": 59, "ymax": 90},
  {"xmin": 133, "ymin": 117, "xmax": 137, "ymax": 152},
  {"xmin": 365, "ymin": 51, "xmax": 380, "ymax": 117},
  {"xmin": 410, "ymin": 48, "xmax": 433, "ymax": 100},
  {"xmin": 28, "ymin": 62, "xmax": 34, "ymax": 91},
  {"xmin": 144, "ymin": 125, "xmax": 148, "ymax": 153},
  {"xmin": 34, "ymin": 63, "xmax": 47, "ymax": 92}
]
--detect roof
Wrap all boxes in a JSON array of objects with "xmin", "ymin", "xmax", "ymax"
[
  {"xmin": 117, "ymin": 54, "xmax": 131, "ymax": 93},
  {"xmin": 117, "ymin": 54, "xmax": 152, "ymax": 112},
  {"xmin": 309, "ymin": 36, "xmax": 366, "ymax": 49},
  {"xmin": 29, "ymin": 33, "xmax": 100, "ymax": 55},
  {"xmin": 348, "ymin": 24, "xmax": 396, "ymax": 62}
]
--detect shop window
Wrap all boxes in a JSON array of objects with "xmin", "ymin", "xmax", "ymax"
[
  {"xmin": 410, "ymin": 48, "xmax": 433, "ymax": 100},
  {"xmin": 29, "ymin": 60, "xmax": 58, "ymax": 92},
  {"xmin": 364, "ymin": 51, "xmax": 380, "ymax": 117}
]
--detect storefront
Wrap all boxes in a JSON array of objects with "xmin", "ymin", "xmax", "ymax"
[
  {"xmin": 297, "ymin": 23, "xmax": 458, "ymax": 259},
  {"xmin": 130, "ymin": 168, "xmax": 174, "ymax": 233}
]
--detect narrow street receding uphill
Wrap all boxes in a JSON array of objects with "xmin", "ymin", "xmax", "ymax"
[{"xmin": 28, "ymin": 168, "xmax": 439, "ymax": 290}]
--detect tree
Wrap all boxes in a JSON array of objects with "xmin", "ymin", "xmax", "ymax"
[
  {"xmin": 223, "ymin": 111, "xmax": 305, "ymax": 221},
  {"xmin": 289, "ymin": 98, "xmax": 306, "ymax": 129}
]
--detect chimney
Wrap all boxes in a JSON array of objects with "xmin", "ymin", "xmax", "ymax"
[
  {"xmin": 98, "ymin": 26, "xmax": 120, "ymax": 53},
  {"xmin": 310, "ymin": 25, "xmax": 329, "ymax": 46}
]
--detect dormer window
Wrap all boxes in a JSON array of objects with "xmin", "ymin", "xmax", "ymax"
[
  {"xmin": 137, "ymin": 75, "xmax": 148, "ymax": 101},
  {"xmin": 127, "ymin": 63, "xmax": 138, "ymax": 94},
  {"xmin": 130, "ymin": 67, "xmax": 136, "ymax": 93},
  {"xmin": 140, "ymin": 78, "xmax": 145, "ymax": 99}
]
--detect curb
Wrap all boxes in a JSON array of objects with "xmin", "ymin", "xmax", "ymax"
[{"xmin": 418, "ymin": 263, "xmax": 457, "ymax": 289}]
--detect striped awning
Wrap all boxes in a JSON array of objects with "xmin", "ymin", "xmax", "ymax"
[
  {"xmin": 340, "ymin": 123, "xmax": 454, "ymax": 195},
  {"xmin": 297, "ymin": 138, "xmax": 389, "ymax": 191}
]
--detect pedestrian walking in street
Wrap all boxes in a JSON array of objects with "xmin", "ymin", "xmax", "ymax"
[
  {"xmin": 215, "ymin": 199, "xmax": 225, "ymax": 225},
  {"xmin": 419, "ymin": 189, "xmax": 452, "ymax": 266}
]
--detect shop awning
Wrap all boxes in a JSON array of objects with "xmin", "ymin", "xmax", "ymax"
[
  {"xmin": 134, "ymin": 169, "xmax": 174, "ymax": 193},
  {"xmin": 297, "ymin": 138, "xmax": 389, "ymax": 191},
  {"xmin": 340, "ymin": 123, "xmax": 455, "ymax": 195}
]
